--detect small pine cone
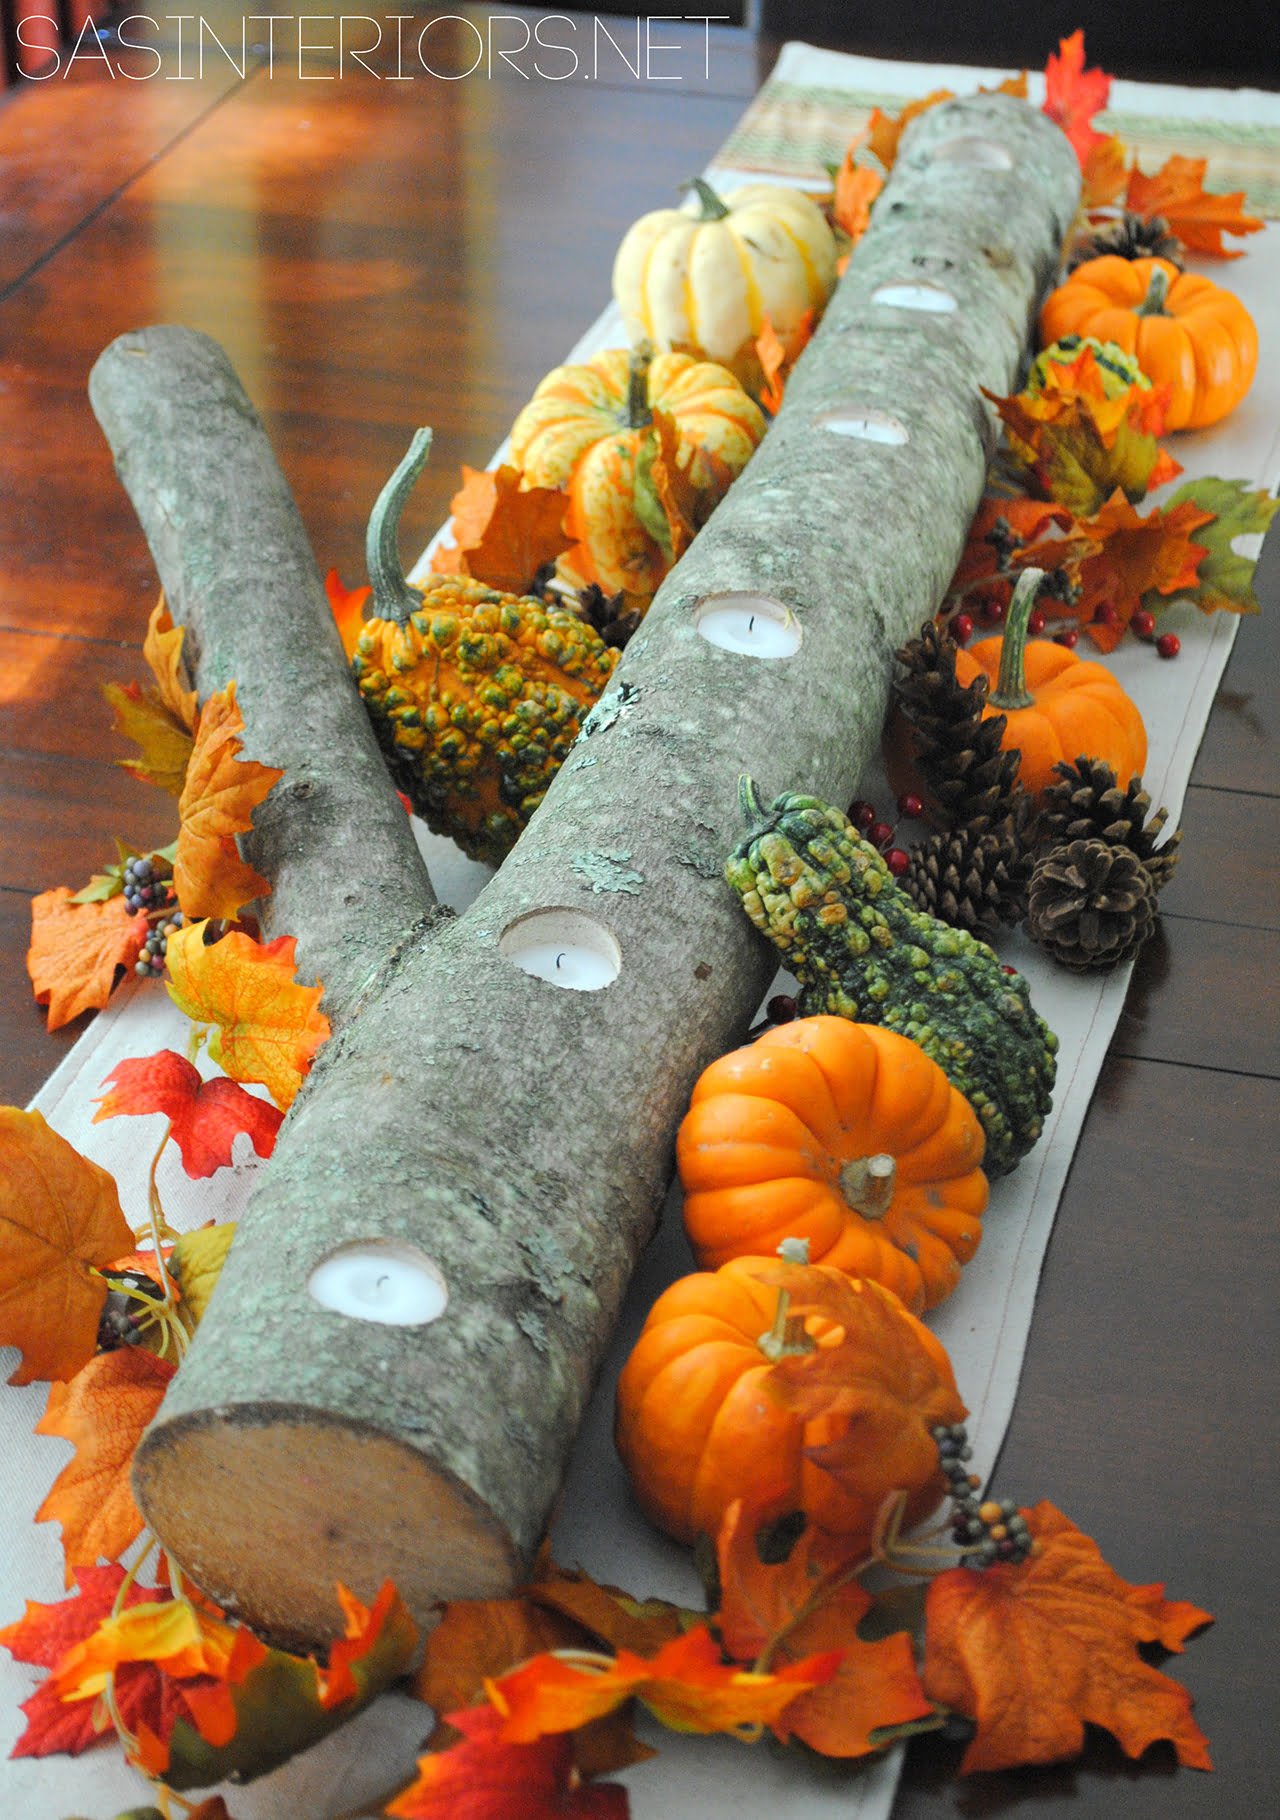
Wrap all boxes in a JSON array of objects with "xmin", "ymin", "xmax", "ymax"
[
  {"xmin": 902, "ymin": 821, "xmax": 1029, "ymax": 934},
  {"xmin": 1067, "ymin": 211, "xmax": 1186, "ymax": 273},
  {"xmin": 544, "ymin": 578, "xmax": 640, "ymax": 650},
  {"xmin": 894, "ymin": 622, "xmax": 1023, "ymax": 834},
  {"xmin": 1040, "ymin": 757, "xmax": 1181, "ymax": 892},
  {"xmin": 1026, "ymin": 838, "xmax": 1158, "ymax": 970}
]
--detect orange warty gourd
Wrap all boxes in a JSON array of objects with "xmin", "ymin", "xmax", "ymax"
[
  {"xmin": 678, "ymin": 1017, "xmax": 988, "ymax": 1314},
  {"xmin": 955, "ymin": 569, "xmax": 1147, "ymax": 798},
  {"xmin": 1038, "ymin": 256, "xmax": 1257, "ymax": 430},
  {"xmin": 508, "ymin": 346, "xmax": 765, "ymax": 599},
  {"xmin": 614, "ymin": 1255, "xmax": 966, "ymax": 1553}
]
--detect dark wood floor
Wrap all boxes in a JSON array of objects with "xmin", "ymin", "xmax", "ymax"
[{"xmin": 1, "ymin": 11, "xmax": 1277, "ymax": 1816}]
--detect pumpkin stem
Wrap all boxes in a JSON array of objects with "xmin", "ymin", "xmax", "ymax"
[
  {"xmin": 738, "ymin": 773, "xmax": 769, "ymax": 828},
  {"xmin": 683, "ymin": 176, "xmax": 732, "ymax": 222},
  {"xmin": 839, "ymin": 1153, "xmax": 897, "ymax": 1220},
  {"xmin": 1137, "ymin": 264, "xmax": 1172, "ymax": 317},
  {"xmin": 757, "ymin": 1286, "xmax": 816, "ymax": 1362},
  {"xmin": 367, "ymin": 427, "xmax": 433, "ymax": 628},
  {"xmin": 988, "ymin": 567, "xmax": 1044, "ymax": 712},
  {"xmin": 626, "ymin": 343, "xmax": 654, "ymax": 430}
]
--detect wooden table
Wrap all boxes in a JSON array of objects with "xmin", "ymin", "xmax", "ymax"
[{"xmin": 1, "ymin": 11, "xmax": 1275, "ymax": 1815}]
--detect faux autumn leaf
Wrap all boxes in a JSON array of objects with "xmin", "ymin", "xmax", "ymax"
[
  {"xmin": 0, "ymin": 1108, "xmax": 134, "ymax": 1384},
  {"xmin": 1082, "ymin": 134, "xmax": 1127, "ymax": 208},
  {"xmin": 170, "ymin": 1222, "xmax": 236, "ymax": 1329},
  {"xmin": 1043, "ymin": 30, "xmax": 1111, "ymax": 166},
  {"xmin": 431, "ymin": 463, "xmax": 573, "ymax": 595},
  {"xmin": 326, "ymin": 567, "xmax": 372, "ymax": 661},
  {"xmin": 27, "ymin": 889, "xmax": 148, "ymax": 1031},
  {"xmin": 1126, "ymin": 155, "xmax": 1263, "ymax": 259},
  {"xmin": 866, "ymin": 89, "xmax": 953, "ymax": 170},
  {"xmin": 164, "ymin": 922, "xmax": 329, "ymax": 1111},
  {"xmin": 0, "ymin": 1563, "xmax": 173, "ymax": 1759},
  {"xmin": 103, "ymin": 679, "xmax": 196, "ymax": 798},
  {"xmin": 94, "ymin": 1049, "xmax": 283, "ymax": 1178},
  {"xmin": 161, "ymin": 1583, "xmax": 417, "ymax": 1791},
  {"xmin": 51, "ymin": 1594, "xmax": 266, "ymax": 1712},
  {"xmin": 35, "ymin": 1348, "xmax": 177, "ymax": 1583},
  {"xmin": 715, "ymin": 1501, "xmax": 931, "ymax": 1759},
  {"xmin": 529, "ymin": 1562, "xmax": 687, "ymax": 1660},
  {"xmin": 1159, "ymin": 475, "xmax": 1280, "ymax": 616},
  {"xmin": 1075, "ymin": 490, "xmax": 1212, "ymax": 649},
  {"xmin": 488, "ymin": 1623, "xmax": 839, "ymax": 1742},
  {"xmin": 753, "ymin": 311, "xmax": 816, "ymax": 415},
  {"xmin": 173, "ymin": 682, "xmax": 282, "ymax": 922},
  {"xmin": 948, "ymin": 498, "xmax": 1099, "ymax": 614},
  {"xmin": 143, "ymin": 596, "xmax": 198, "ymax": 731},
  {"xmin": 923, "ymin": 1499, "xmax": 1213, "ymax": 1773},
  {"xmin": 73, "ymin": 837, "xmax": 178, "ymax": 907},
  {"xmin": 833, "ymin": 152, "xmax": 883, "ymax": 248},
  {"xmin": 388, "ymin": 1702, "xmax": 629, "ymax": 1820}
]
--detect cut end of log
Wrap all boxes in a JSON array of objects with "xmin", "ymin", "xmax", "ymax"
[{"xmin": 133, "ymin": 1409, "xmax": 522, "ymax": 1652}]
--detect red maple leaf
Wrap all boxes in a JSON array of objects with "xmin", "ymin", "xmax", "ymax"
[
  {"xmin": 387, "ymin": 1701, "xmax": 629, "ymax": 1819},
  {"xmin": 93, "ymin": 1049, "xmax": 283, "ymax": 1178},
  {"xmin": 1043, "ymin": 31, "xmax": 1111, "ymax": 166}
]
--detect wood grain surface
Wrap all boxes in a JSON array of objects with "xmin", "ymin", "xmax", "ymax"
[{"xmin": 1, "ymin": 9, "xmax": 1275, "ymax": 1813}]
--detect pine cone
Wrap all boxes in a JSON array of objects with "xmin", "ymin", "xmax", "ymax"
[
  {"xmin": 901, "ymin": 821, "xmax": 1030, "ymax": 934},
  {"xmin": 1040, "ymin": 757, "xmax": 1181, "ymax": 891},
  {"xmin": 1067, "ymin": 212, "xmax": 1186, "ymax": 272},
  {"xmin": 1026, "ymin": 838, "xmax": 1158, "ymax": 970},
  {"xmin": 540, "ymin": 577, "xmax": 641, "ymax": 650},
  {"xmin": 894, "ymin": 622, "xmax": 1023, "ymax": 835}
]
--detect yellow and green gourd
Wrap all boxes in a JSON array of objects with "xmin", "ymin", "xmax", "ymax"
[
  {"xmin": 726, "ymin": 781, "xmax": 1059, "ymax": 1177},
  {"xmin": 351, "ymin": 431, "xmax": 619, "ymax": 865}
]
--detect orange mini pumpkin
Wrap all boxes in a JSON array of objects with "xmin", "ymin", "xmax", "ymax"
[
  {"xmin": 678, "ymin": 1017, "xmax": 987, "ymax": 1314},
  {"xmin": 955, "ymin": 569, "xmax": 1147, "ymax": 798},
  {"xmin": 614, "ymin": 1254, "xmax": 965, "ymax": 1552},
  {"xmin": 1039, "ymin": 256, "xmax": 1257, "ymax": 431}
]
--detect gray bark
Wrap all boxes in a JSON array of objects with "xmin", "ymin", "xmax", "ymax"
[{"xmin": 94, "ymin": 96, "xmax": 1078, "ymax": 1650}]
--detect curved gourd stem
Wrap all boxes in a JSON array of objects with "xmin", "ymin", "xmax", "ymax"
[
  {"xmin": 989, "ymin": 566, "xmax": 1045, "ymax": 712},
  {"xmin": 840, "ymin": 1153, "xmax": 897, "ymax": 1220},
  {"xmin": 367, "ymin": 427, "xmax": 433, "ymax": 627},
  {"xmin": 1137, "ymin": 265, "xmax": 1172, "ymax": 316},
  {"xmin": 626, "ymin": 344, "xmax": 654, "ymax": 430},
  {"xmin": 684, "ymin": 176, "xmax": 732, "ymax": 222},
  {"xmin": 738, "ymin": 773, "xmax": 769, "ymax": 828}
]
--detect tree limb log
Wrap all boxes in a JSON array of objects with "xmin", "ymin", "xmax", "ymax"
[{"xmin": 96, "ymin": 96, "xmax": 1077, "ymax": 1649}]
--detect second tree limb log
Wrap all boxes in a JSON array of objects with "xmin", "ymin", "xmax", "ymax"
[{"xmin": 95, "ymin": 95, "xmax": 1078, "ymax": 1648}]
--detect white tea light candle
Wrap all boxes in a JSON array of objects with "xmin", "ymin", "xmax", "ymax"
[
  {"xmin": 816, "ymin": 407, "xmax": 910, "ymax": 445},
  {"xmin": 499, "ymin": 908, "xmax": 622, "ymax": 990},
  {"xmin": 693, "ymin": 592, "xmax": 802, "ymax": 658},
  {"xmin": 871, "ymin": 280, "xmax": 958, "ymax": 313},
  {"xmin": 308, "ymin": 1240, "xmax": 448, "ymax": 1326}
]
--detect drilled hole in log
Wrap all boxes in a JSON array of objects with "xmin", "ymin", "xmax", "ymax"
[
  {"xmin": 308, "ymin": 1239, "xmax": 448, "ymax": 1326},
  {"xmin": 872, "ymin": 280, "xmax": 958, "ymax": 314},
  {"xmin": 931, "ymin": 134, "xmax": 1014, "ymax": 171},
  {"xmin": 499, "ymin": 908, "xmax": 622, "ymax": 990},
  {"xmin": 693, "ymin": 592, "xmax": 802, "ymax": 658},
  {"xmin": 815, "ymin": 407, "xmax": 910, "ymax": 446}
]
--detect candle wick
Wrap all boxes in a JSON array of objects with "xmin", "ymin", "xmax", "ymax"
[
  {"xmin": 555, "ymin": 952, "xmax": 565, "ymax": 969},
  {"xmin": 748, "ymin": 615, "xmax": 756, "ymax": 633},
  {"xmin": 376, "ymin": 1275, "xmax": 390, "ymax": 1291}
]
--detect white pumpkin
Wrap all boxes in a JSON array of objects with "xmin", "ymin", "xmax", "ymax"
[{"xmin": 612, "ymin": 179, "xmax": 838, "ymax": 382}]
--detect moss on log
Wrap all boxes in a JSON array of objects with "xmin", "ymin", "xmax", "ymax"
[{"xmin": 91, "ymin": 94, "xmax": 1078, "ymax": 1649}]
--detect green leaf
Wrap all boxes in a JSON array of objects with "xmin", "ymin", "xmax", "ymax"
[
  {"xmin": 1158, "ymin": 476, "xmax": 1280, "ymax": 616},
  {"xmin": 72, "ymin": 837, "xmax": 179, "ymax": 905},
  {"xmin": 172, "ymin": 1222, "xmax": 236, "ymax": 1331}
]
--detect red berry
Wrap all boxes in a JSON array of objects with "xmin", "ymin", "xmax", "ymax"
[
  {"xmin": 1093, "ymin": 602, "xmax": 1120, "ymax": 628},
  {"xmin": 1157, "ymin": 632, "xmax": 1181, "ymax": 659},
  {"xmin": 868, "ymin": 820, "xmax": 895, "ymax": 851},
  {"xmin": 885, "ymin": 847, "xmax": 911, "ymax": 877},
  {"xmin": 1001, "ymin": 964, "xmax": 1017, "ymax": 976},
  {"xmin": 951, "ymin": 613, "xmax": 975, "ymax": 646},
  {"xmin": 896, "ymin": 792, "xmax": 925, "ymax": 820},
  {"xmin": 1054, "ymin": 628, "xmax": 1079, "ymax": 649},
  {"xmin": 980, "ymin": 597, "xmax": 1006, "ymax": 625},
  {"xmin": 1131, "ymin": 610, "xmax": 1156, "ymax": 639},
  {"xmin": 1027, "ymin": 609, "xmax": 1047, "ymax": 635},
  {"xmin": 767, "ymin": 994, "xmax": 798, "ymax": 1024},
  {"xmin": 849, "ymin": 799, "xmax": 877, "ymax": 830}
]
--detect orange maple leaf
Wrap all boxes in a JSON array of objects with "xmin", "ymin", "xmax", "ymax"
[
  {"xmin": 35, "ymin": 1348, "xmax": 177, "ymax": 1583},
  {"xmin": 866, "ymin": 89, "xmax": 954, "ymax": 171},
  {"xmin": 173, "ymin": 682, "xmax": 283, "ymax": 923},
  {"xmin": 1081, "ymin": 134, "xmax": 1127, "ymax": 208},
  {"xmin": 1075, "ymin": 489, "xmax": 1213, "ymax": 648},
  {"xmin": 715, "ymin": 1501, "xmax": 932, "ymax": 1758},
  {"xmin": 487, "ymin": 1623, "xmax": 838, "ymax": 1742},
  {"xmin": 51, "ymin": 1594, "xmax": 267, "ymax": 1711},
  {"xmin": 389, "ymin": 1703, "xmax": 629, "ymax": 1820},
  {"xmin": 923, "ymin": 1500, "xmax": 1212, "ymax": 1772},
  {"xmin": 1125, "ymin": 154, "xmax": 1263, "ymax": 258},
  {"xmin": 325, "ymin": 567, "xmax": 372, "ymax": 660},
  {"xmin": 143, "ymin": 596, "xmax": 198, "ymax": 731},
  {"xmin": 753, "ymin": 309, "xmax": 815, "ymax": 415},
  {"xmin": 163, "ymin": 922, "xmax": 329, "ymax": 1110},
  {"xmin": 832, "ymin": 151, "xmax": 883, "ymax": 272},
  {"xmin": 434, "ymin": 463, "xmax": 573, "ymax": 595},
  {"xmin": 102, "ymin": 678, "xmax": 196, "ymax": 797},
  {"xmin": 319, "ymin": 1581, "xmax": 419, "ymax": 1710},
  {"xmin": 1042, "ymin": 30, "xmax": 1111, "ymax": 167},
  {"xmin": 0, "ymin": 1108, "xmax": 135, "ymax": 1384},
  {"xmin": 27, "ymin": 889, "xmax": 148, "ymax": 1031}
]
